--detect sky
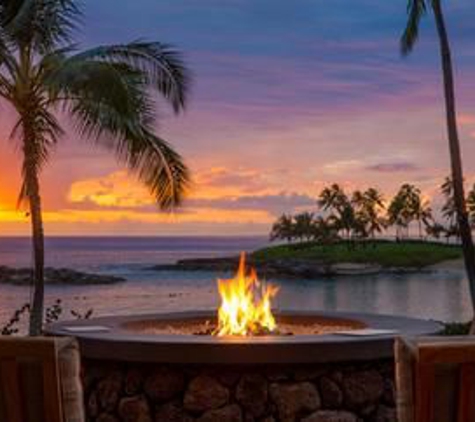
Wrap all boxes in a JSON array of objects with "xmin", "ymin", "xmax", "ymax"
[{"xmin": 1, "ymin": 0, "xmax": 475, "ymax": 236}]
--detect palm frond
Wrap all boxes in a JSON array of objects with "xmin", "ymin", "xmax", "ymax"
[
  {"xmin": 72, "ymin": 41, "xmax": 190, "ymax": 112},
  {"xmin": 401, "ymin": 0, "xmax": 427, "ymax": 56},
  {"xmin": 0, "ymin": 0, "xmax": 80, "ymax": 51},
  {"xmin": 46, "ymin": 53, "xmax": 190, "ymax": 209}
]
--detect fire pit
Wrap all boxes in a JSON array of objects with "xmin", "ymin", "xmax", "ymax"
[{"xmin": 47, "ymin": 254, "xmax": 441, "ymax": 421}]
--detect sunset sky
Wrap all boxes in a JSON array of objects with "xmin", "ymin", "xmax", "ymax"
[{"xmin": 1, "ymin": 0, "xmax": 475, "ymax": 236}]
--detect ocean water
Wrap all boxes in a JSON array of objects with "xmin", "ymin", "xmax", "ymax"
[{"xmin": 0, "ymin": 236, "xmax": 472, "ymax": 328}]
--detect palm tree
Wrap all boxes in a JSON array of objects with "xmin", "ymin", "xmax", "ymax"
[
  {"xmin": 270, "ymin": 214, "xmax": 294, "ymax": 243},
  {"xmin": 467, "ymin": 184, "xmax": 475, "ymax": 227},
  {"xmin": 318, "ymin": 184, "xmax": 355, "ymax": 242},
  {"xmin": 293, "ymin": 212, "xmax": 314, "ymax": 242},
  {"xmin": 401, "ymin": 0, "xmax": 475, "ymax": 326},
  {"xmin": 0, "ymin": 0, "xmax": 191, "ymax": 335},
  {"xmin": 441, "ymin": 177, "xmax": 460, "ymax": 242},
  {"xmin": 352, "ymin": 188, "xmax": 386, "ymax": 240},
  {"xmin": 388, "ymin": 185, "xmax": 416, "ymax": 240}
]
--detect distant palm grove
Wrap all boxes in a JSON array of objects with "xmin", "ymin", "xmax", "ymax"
[{"xmin": 270, "ymin": 179, "xmax": 475, "ymax": 244}]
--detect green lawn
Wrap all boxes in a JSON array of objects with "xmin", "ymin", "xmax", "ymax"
[{"xmin": 252, "ymin": 240, "xmax": 462, "ymax": 268}]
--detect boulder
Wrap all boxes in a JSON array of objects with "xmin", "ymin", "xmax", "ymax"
[
  {"xmin": 197, "ymin": 404, "xmax": 242, "ymax": 422},
  {"xmin": 118, "ymin": 395, "xmax": 152, "ymax": 422},
  {"xmin": 342, "ymin": 371, "xmax": 384, "ymax": 409},
  {"xmin": 184, "ymin": 375, "xmax": 229, "ymax": 413},
  {"xmin": 236, "ymin": 374, "xmax": 268, "ymax": 417},
  {"xmin": 270, "ymin": 382, "xmax": 320, "ymax": 422},
  {"xmin": 144, "ymin": 367, "xmax": 185, "ymax": 402}
]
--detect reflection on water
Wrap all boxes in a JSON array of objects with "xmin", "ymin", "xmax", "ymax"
[
  {"xmin": 0, "ymin": 237, "xmax": 471, "ymax": 328},
  {"xmin": 0, "ymin": 267, "xmax": 471, "ymax": 328}
]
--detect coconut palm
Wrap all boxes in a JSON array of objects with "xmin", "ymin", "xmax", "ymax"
[
  {"xmin": 318, "ymin": 184, "xmax": 355, "ymax": 241},
  {"xmin": 352, "ymin": 188, "xmax": 386, "ymax": 240},
  {"xmin": 441, "ymin": 177, "xmax": 460, "ymax": 242},
  {"xmin": 0, "ymin": 0, "xmax": 191, "ymax": 335},
  {"xmin": 401, "ymin": 0, "xmax": 475, "ymax": 324},
  {"xmin": 293, "ymin": 212, "xmax": 315, "ymax": 242},
  {"xmin": 270, "ymin": 214, "xmax": 294, "ymax": 243},
  {"xmin": 467, "ymin": 184, "xmax": 475, "ymax": 227},
  {"xmin": 387, "ymin": 185, "xmax": 415, "ymax": 240}
]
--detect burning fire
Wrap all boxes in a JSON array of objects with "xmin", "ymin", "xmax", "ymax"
[{"xmin": 214, "ymin": 253, "xmax": 279, "ymax": 336}]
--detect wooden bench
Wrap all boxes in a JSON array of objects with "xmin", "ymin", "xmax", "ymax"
[
  {"xmin": 0, "ymin": 336, "xmax": 84, "ymax": 422},
  {"xmin": 396, "ymin": 336, "xmax": 475, "ymax": 422}
]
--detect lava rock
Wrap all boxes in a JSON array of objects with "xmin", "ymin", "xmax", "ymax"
[
  {"xmin": 125, "ymin": 368, "xmax": 143, "ymax": 396},
  {"xmin": 184, "ymin": 375, "xmax": 230, "ymax": 413},
  {"xmin": 197, "ymin": 404, "xmax": 243, "ymax": 422},
  {"xmin": 236, "ymin": 374, "xmax": 268, "ymax": 417},
  {"xmin": 0, "ymin": 265, "xmax": 124, "ymax": 285},
  {"xmin": 319, "ymin": 377, "xmax": 343, "ymax": 409},
  {"xmin": 155, "ymin": 401, "xmax": 193, "ymax": 422},
  {"xmin": 373, "ymin": 405, "xmax": 397, "ymax": 422},
  {"xmin": 342, "ymin": 371, "xmax": 384, "ymax": 409},
  {"xmin": 302, "ymin": 410, "xmax": 359, "ymax": 422},
  {"xmin": 96, "ymin": 414, "xmax": 120, "ymax": 422},
  {"xmin": 270, "ymin": 382, "xmax": 321, "ymax": 422},
  {"xmin": 118, "ymin": 395, "xmax": 152, "ymax": 422},
  {"xmin": 97, "ymin": 371, "xmax": 123, "ymax": 412},
  {"xmin": 144, "ymin": 367, "xmax": 185, "ymax": 402}
]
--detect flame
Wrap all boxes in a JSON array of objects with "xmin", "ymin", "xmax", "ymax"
[{"xmin": 214, "ymin": 252, "xmax": 279, "ymax": 336}]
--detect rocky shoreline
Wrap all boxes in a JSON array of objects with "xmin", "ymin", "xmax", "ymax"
[
  {"xmin": 150, "ymin": 256, "xmax": 434, "ymax": 278},
  {"xmin": 0, "ymin": 266, "xmax": 125, "ymax": 285}
]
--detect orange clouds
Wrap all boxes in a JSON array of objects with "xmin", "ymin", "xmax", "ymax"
[{"xmin": 69, "ymin": 171, "xmax": 152, "ymax": 208}]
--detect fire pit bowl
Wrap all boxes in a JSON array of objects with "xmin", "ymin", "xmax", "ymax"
[
  {"xmin": 47, "ymin": 310, "xmax": 440, "ymax": 364},
  {"xmin": 47, "ymin": 311, "xmax": 440, "ymax": 421}
]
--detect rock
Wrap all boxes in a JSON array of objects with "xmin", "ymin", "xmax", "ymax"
[
  {"xmin": 125, "ymin": 368, "xmax": 143, "ymax": 395},
  {"xmin": 144, "ymin": 367, "xmax": 185, "ymax": 402},
  {"xmin": 197, "ymin": 404, "xmax": 242, "ymax": 422},
  {"xmin": 96, "ymin": 414, "xmax": 120, "ymax": 422},
  {"xmin": 87, "ymin": 390, "xmax": 99, "ymax": 417},
  {"xmin": 319, "ymin": 377, "xmax": 343, "ymax": 408},
  {"xmin": 184, "ymin": 375, "xmax": 229, "ymax": 413},
  {"xmin": 302, "ymin": 410, "xmax": 358, "ymax": 422},
  {"xmin": 236, "ymin": 374, "xmax": 268, "ymax": 417},
  {"xmin": 97, "ymin": 371, "xmax": 123, "ymax": 412},
  {"xmin": 382, "ymin": 379, "xmax": 396, "ymax": 406},
  {"xmin": 155, "ymin": 401, "xmax": 193, "ymax": 422},
  {"xmin": 373, "ymin": 405, "xmax": 397, "ymax": 422},
  {"xmin": 270, "ymin": 382, "xmax": 320, "ymax": 422},
  {"xmin": 118, "ymin": 395, "xmax": 152, "ymax": 422},
  {"xmin": 0, "ymin": 266, "xmax": 125, "ymax": 285},
  {"xmin": 342, "ymin": 371, "xmax": 384, "ymax": 409}
]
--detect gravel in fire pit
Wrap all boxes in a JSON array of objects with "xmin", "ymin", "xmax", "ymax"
[{"xmin": 123, "ymin": 316, "xmax": 366, "ymax": 337}]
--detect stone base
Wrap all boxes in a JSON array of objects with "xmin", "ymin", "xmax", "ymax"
[{"xmin": 84, "ymin": 359, "xmax": 396, "ymax": 422}]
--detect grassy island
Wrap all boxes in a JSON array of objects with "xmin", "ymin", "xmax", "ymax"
[{"xmin": 252, "ymin": 240, "xmax": 462, "ymax": 268}]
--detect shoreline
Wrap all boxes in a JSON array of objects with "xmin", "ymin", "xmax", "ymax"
[
  {"xmin": 151, "ymin": 256, "xmax": 465, "ymax": 278},
  {"xmin": 0, "ymin": 266, "xmax": 125, "ymax": 285}
]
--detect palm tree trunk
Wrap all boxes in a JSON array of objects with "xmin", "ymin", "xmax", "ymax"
[
  {"xmin": 24, "ymin": 155, "xmax": 46, "ymax": 336},
  {"xmin": 432, "ymin": 0, "xmax": 475, "ymax": 332}
]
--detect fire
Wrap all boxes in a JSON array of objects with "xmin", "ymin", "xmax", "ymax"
[{"xmin": 214, "ymin": 252, "xmax": 279, "ymax": 336}]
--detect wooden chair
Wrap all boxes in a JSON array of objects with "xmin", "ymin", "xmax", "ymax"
[
  {"xmin": 0, "ymin": 336, "xmax": 84, "ymax": 422},
  {"xmin": 396, "ymin": 336, "xmax": 475, "ymax": 422}
]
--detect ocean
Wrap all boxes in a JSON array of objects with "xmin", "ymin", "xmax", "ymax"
[{"xmin": 0, "ymin": 236, "xmax": 471, "ymax": 329}]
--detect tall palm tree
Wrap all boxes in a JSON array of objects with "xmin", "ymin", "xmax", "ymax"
[
  {"xmin": 401, "ymin": 0, "xmax": 475, "ymax": 325},
  {"xmin": 270, "ymin": 214, "xmax": 294, "ymax": 243},
  {"xmin": 352, "ymin": 188, "xmax": 386, "ymax": 240},
  {"xmin": 467, "ymin": 184, "xmax": 475, "ymax": 227},
  {"xmin": 293, "ymin": 212, "xmax": 314, "ymax": 242},
  {"xmin": 441, "ymin": 177, "xmax": 460, "ymax": 242},
  {"xmin": 0, "ymin": 0, "xmax": 191, "ymax": 335}
]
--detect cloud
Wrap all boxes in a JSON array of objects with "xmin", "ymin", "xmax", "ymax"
[{"xmin": 365, "ymin": 161, "xmax": 420, "ymax": 173}]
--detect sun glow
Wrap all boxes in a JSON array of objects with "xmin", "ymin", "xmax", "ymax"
[{"xmin": 214, "ymin": 253, "xmax": 279, "ymax": 336}]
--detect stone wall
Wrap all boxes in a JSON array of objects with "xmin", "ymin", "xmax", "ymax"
[{"xmin": 84, "ymin": 359, "xmax": 396, "ymax": 422}]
